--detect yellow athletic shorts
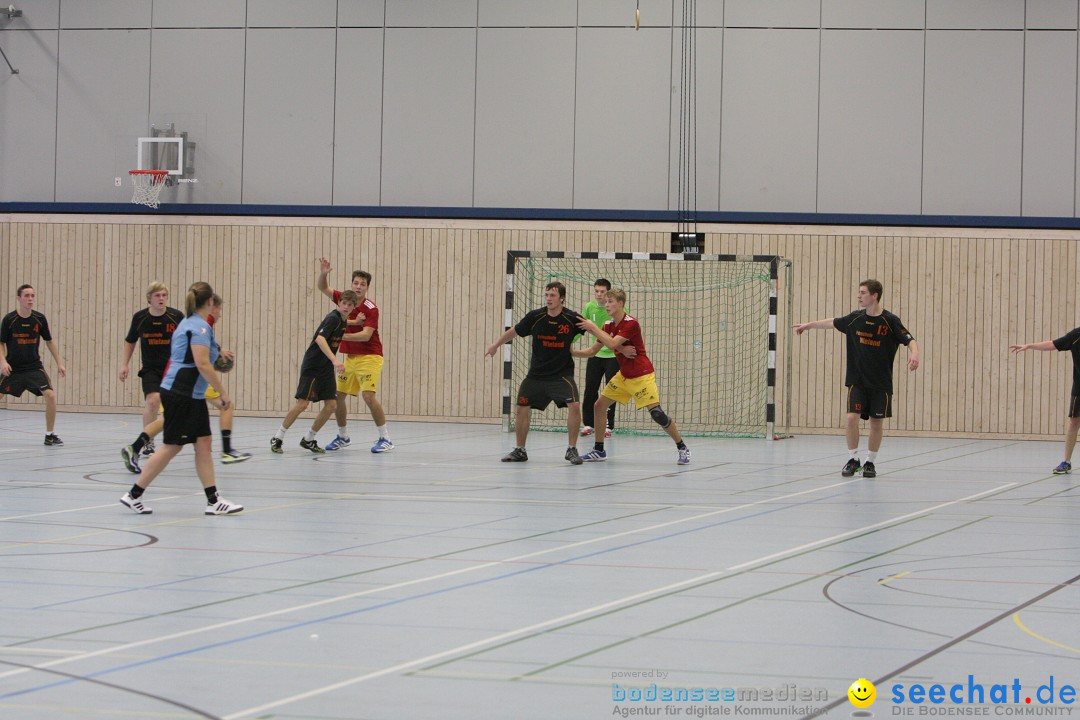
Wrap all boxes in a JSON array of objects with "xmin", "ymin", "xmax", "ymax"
[
  {"xmin": 601, "ymin": 371, "xmax": 660, "ymax": 408},
  {"xmin": 336, "ymin": 354, "xmax": 383, "ymax": 396}
]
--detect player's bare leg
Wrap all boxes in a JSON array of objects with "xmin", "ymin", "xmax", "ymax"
[
  {"xmin": 143, "ymin": 391, "xmax": 160, "ymax": 428},
  {"xmin": 43, "ymin": 388, "xmax": 57, "ymax": 434},
  {"xmin": 282, "ymin": 399, "xmax": 311, "ymax": 430},
  {"xmin": 1065, "ymin": 417, "xmax": 1080, "ymax": 461},
  {"xmin": 312, "ymin": 399, "xmax": 336, "ymax": 432},
  {"xmin": 566, "ymin": 402, "xmax": 581, "ymax": 446},
  {"xmin": 845, "ymin": 413, "xmax": 861, "ymax": 455},
  {"xmin": 867, "ymin": 418, "xmax": 884, "ymax": 453},
  {"xmin": 363, "ymin": 391, "xmax": 393, "ymax": 453},
  {"xmin": 515, "ymin": 405, "xmax": 530, "ymax": 448}
]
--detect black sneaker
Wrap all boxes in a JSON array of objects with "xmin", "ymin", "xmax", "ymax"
[
  {"xmin": 501, "ymin": 447, "xmax": 528, "ymax": 462},
  {"xmin": 44, "ymin": 433, "xmax": 63, "ymax": 446},
  {"xmin": 299, "ymin": 437, "xmax": 325, "ymax": 454},
  {"xmin": 862, "ymin": 461, "xmax": 877, "ymax": 478},
  {"xmin": 270, "ymin": 437, "xmax": 283, "ymax": 454},
  {"xmin": 841, "ymin": 458, "xmax": 862, "ymax": 477},
  {"xmin": 565, "ymin": 446, "xmax": 583, "ymax": 465}
]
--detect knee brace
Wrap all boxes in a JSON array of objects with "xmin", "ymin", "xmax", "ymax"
[{"xmin": 649, "ymin": 405, "xmax": 671, "ymax": 429}]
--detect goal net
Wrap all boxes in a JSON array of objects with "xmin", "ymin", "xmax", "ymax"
[{"xmin": 503, "ymin": 251, "xmax": 787, "ymax": 439}]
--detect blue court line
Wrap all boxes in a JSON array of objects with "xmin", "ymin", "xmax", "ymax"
[{"xmin": 1, "ymin": 491, "xmax": 843, "ymax": 700}]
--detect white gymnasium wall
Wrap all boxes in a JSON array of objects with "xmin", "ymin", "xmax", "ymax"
[{"xmin": 1, "ymin": 1, "xmax": 1079, "ymax": 217}]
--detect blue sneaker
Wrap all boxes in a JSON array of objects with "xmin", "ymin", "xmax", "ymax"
[
  {"xmin": 1053, "ymin": 461, "xmax": 1071, "ymax": 475},
  {"xmin": 325, "ymin": 435, "xmax": 351, "ymax": 451},
  {"xmin": 580, "ymin": 449, "xmax": 607, "ymax": 462},
  {"xmin": 371, "ymin": 438, "xmax": 394, "ymax": 454}
]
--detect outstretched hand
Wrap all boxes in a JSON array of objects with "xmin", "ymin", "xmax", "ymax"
[
  {"xmin": 1008, "ymin": 344, "xmax": 1028, "ymax": 353},
  {"xmin": 318, "ymin": 257, "xmax": 331, "ymax": 273}
]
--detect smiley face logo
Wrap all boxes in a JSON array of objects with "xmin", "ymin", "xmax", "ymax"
[{"xmin": 848, "ymin": 678, "xmax": 876, "ymax": 708}]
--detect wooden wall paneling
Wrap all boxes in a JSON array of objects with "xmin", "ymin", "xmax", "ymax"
[
  {"xmin": 953, "ymin": 236, "xmax": 965, "ymax": 432},
  {"xmin": 1028, "ymin": 237, "xmax": 1042, "ymax": 435}
]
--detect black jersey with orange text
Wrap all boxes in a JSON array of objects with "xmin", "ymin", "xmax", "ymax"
[
  {"xmin": 514, "ymin": 307, "xmax": 584, "ymax": 379},
  {"xmin": 0, "ymin": 310, "xmax": 52, "ymax": 372},
  {"xmin": 300, "ymin": 310, "xmax": 348, "ymax": 376},
  {"xmin": 125, "ymin": 307, "xmax": 184, "ymax": 373},
  {"xmin": 833, "ymin": 309, "xmax": 914, "ymax": 392},
  {"xmin": 1052, "ymin": 327, "xmax": 1080, "ymax": 395}
]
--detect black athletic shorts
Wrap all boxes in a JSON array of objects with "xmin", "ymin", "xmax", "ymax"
[
  {"xmin": 295, "ymin": 371, "xmax": 337, "ymax": 403},
  {"xmin": 161, "ymin": 391, "xmax": 212, "ymax": 446},
  {"xmin": 138, "ymin": 367, "xmax": 164, "ymax": 396},
  {"xmin": 0, "ymin": 368, "xmax": 52, "ymax": 397},
  {"xmin": 516, "ymin": 374, "xmax": 579, "ymax": 411},
  {"xmin": 1069, "ymin": 395, "xmax": 1080, "ymax": 419},
  {"xmin": 847, "ymin": 385, "xmax": 892, "ymax": 420}
]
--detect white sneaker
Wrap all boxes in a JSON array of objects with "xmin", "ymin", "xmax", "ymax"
[
  {"xmin": 120, "ymin": 492, "xmax": 152, "ymax": 514},
  {"xmin": 605, "ymin": 427, "xmax": 613, "ymax": 438},
  {"xmin": 205, "ymin": 496, "xmax": 244, "ymax": 515},
  {"xmin": 580, "ymin": 426, "xmax": 594, "ymax": 436}
]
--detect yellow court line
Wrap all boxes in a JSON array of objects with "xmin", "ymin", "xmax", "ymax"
[
  {"xmin": 1013, "ymin": 612, "xmax": 1080, "ymax": 654},
  {"xmin": 878, "ymin": 570, "xmax": 911, "ymax": 585}
]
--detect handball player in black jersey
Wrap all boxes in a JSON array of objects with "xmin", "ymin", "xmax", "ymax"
[
  {"xmin": 0, "ymin": 284, "xmax": 67, "ymax": 445},
  {"xmin": 794, "ymin": 279, "xmax": 919, "ymax": 478},
  {"xmin": 118, "ymin": 282, "xmax": 183, "ymax": 457},
  {"xmin": 486, "ymin": 281, "xmax": 592, "ymax": 465}
]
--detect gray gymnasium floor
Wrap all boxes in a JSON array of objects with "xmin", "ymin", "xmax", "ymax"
[{"xmin": 2, "ymin": 409, "xmax": 1079, "ymax": 720}]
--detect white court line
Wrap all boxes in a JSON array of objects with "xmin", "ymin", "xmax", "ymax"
[
  {"xmin": 0, "ymin": 496, "xmax": 186, "ymax": 522},
  {"xmin": 224, "ymin": 482, "xmax": 1014, "ymax": 719},
  {"xmin": 0, "ymin": 476, "xmax": 864, "ymax": 683}
]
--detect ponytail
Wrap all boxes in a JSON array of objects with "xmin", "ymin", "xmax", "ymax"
[{"xmin": 186, "ymin": 281, "xmax": 214, "ymax": 316}]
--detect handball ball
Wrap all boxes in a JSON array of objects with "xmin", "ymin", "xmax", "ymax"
[{"xmin": 214, "ymin": 355, "xmax": 235, "ymax": 373}]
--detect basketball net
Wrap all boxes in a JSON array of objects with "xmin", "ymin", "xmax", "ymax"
[{"xmin": 129, "ymin": 170, "xmax": 169, "ymax": 208}]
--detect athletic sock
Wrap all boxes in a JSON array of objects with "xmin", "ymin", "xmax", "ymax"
[
  {"xmin": 204, "ymin": 485, "xmax": 218, "ymax": 504},
  {"xmin": 221, "ymin": 429, "xmax": 233, "ymax": 453},
  {"xmin": 866, "ymin": 451, "xmax": 878, "ymax": 463},
  {"xmin": 304, "ymin": 430, "xmax": 317, "ymax": 442},
  {"xmin": 274, "ymin": 426, "xmax": 287, "ymax": 440},
  {"xmin": 377, "ymin": 424, "xmax": 389, "ymax": 440},
  {"xmin": 132, "ymin": 431, "xmax": 150, "ymax": 454},
  {"xmin": 676, "ymin": 441, "xmax": 687, "ymax": 450},
  {"xmin": 337, "ymin": 425, "xmax": 349, "ymax": 440},
  {"xmin": 849, "ymin": 449, "xmax": 859, "ymax": 461},
  {"xmin": 594, "ymin": 442, "xmax": 605, "ymax": 452},
  {"xmin": 129, "ymin": 484, "xmax": 145, "ymax": 499}
]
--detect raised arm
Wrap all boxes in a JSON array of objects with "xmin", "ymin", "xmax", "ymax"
[
  {"xmin": 572, "ymin": 341, "xmax": 604, "ymax": 358},
  {"xmin": 793, "ymin": 318, "xmax": 835, "ymax": 335},
  {"xmin": 316, "ymin": 257, "xmax": 335, "ymax": 300},
  {"xmin": 1010, "ymin": 340, "xmax": 1056, "ymax": 353},
  {"xmin": 486, "ymin": 327, "xmax": 519, "ymax": 358},
  {"xmin": 576, "ymin": 318, "xmax": 626, "ymax": 352}
]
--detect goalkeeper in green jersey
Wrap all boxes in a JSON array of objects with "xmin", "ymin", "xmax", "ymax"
[{"xmin": 580, "ymin": 279, "xmax": 619, "ymax": 437}]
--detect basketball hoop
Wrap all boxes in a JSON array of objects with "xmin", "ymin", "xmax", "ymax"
[{"xmin": 129, "ymin": 170, "xmax": 169, "ymax": 208}]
